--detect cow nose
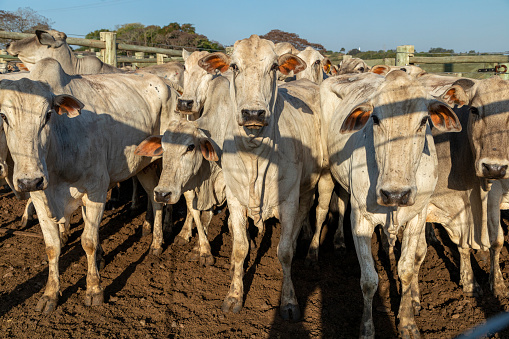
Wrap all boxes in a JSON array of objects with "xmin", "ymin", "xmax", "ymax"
[
  {"xmin": 380, "ymin": 189, "xmax": 412, "ymax": 206},
  {"xmin": 241, "ymin": 109, "xmax": 265, "ymax": 119},
  {"xmin": 17, "ymin": 177, "xmax": 45, "ymax": 192},
  {"xmin": 5, "ymin": 43, "xmax": 10, "ymax": 50},
  {"xmin": 154, "ymin": 189, "xmax": 172, "ymax": 203},
  {"xmin": 177, "ymin": 99, "xmax": 194, "ymax": 112},
  {"xmin": 482, "ymin": 163, "xmax": 508, "ymax": 179}
]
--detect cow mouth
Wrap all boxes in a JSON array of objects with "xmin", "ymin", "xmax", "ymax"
[
  {"xmin": 239, "ymin": 120, "xmax": 268, "ymax": 129},
  {"xmin": 174, "ymin": 106, "xmax": 204, "ymax": 117}
]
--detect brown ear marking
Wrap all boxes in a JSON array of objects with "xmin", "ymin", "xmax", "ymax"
[
  {"xmin": 323, "ymin": 59, "xmax": 332, "ymax": 74},
  {"xmin": 371, "ymin": 65, "xmax": 390, "ymax": 75},
  {"xmin": 340, "ymin": 104, "xmax": 373, "ymax": 133},
  {"xmin": 135, "ymin": 136, "xmax": 163, "ymax": 157},
  {"xmin": 198, "ymin": 52, "xmax": 230, "ymax": 74},
  {"xmin": 54, "ymin": 95, "xmax": 83, "ymax": 118},
  {"xmin": 442, "ymin": 86, "xmax": 468, "ymax": 107},
  {"xmin": 428, "ymin": 101, "xmax": 462, "ymax": 132},
  {"xmin": 278, "ymin": 54, "xmax": 306, "ymax": 75},
  {"xmin": 200, "ymin": 139, "xmax": 219, "ymax": 162}
]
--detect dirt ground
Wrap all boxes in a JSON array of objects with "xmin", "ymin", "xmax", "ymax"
[{"xmin": 1, "ymin": 184, "xmax": 509, "ymax": 339}]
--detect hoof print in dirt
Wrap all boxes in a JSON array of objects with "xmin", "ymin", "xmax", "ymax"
[
  {"xmin": 221, "ymin": 296, "xmax": 243, "ymax": 313},
  {"xmin": 85, "ymin": 291, "xmax": 104, "ymax": 306},
  {"xmin": 280, "ymin": 303, "xmax": 301, "ymax": 322},
  {"xmin": 35, "ymin": 295, "xmax": 58, "ymax": 314}
]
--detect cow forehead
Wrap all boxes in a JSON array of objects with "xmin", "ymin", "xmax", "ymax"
[
  {"xmin": 232, "ymin": 36, "xmax": 277, "ymax": 66},
  {"xmin": 473, "ymin": 77, "xmax": 509, "ymax": 107},
  {"xmin": 298, "ymin": 48, "xmax": 323, "ymax": 63},
  {"xmin": 374, "ymin": 76, "xmax": 429, "ymax": 116},
  {"xmin": 0, "ymin": 79, "xmax": 52, "ymax": 112},
  {"xmin": 163, "ymin": 121, "xmax": 198, "ymax": 146}
]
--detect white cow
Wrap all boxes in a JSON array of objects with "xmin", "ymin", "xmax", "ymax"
[
  {"xmin": 295, "ymin": 47, "xmax": 331, "ymax": 84},
  {"xmin": 0, "ymin": 58, "xmax": 178, "ymax": 312},
  {"xmin": 198, "ymin": 35, "xmax": 327, "ymax": 320},
  {"xmin": 322, "ymin": 70, "xmax": 461, "ymax": 337}
]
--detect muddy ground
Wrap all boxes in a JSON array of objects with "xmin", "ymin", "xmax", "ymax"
[{"xmin": 1, "ymin": 183, "xmax": 509, "ymax": 339}]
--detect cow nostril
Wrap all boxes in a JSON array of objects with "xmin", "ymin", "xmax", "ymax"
[
  {"xmin": 257, "ymin": 110, "xmax": 265, "ymax": 117},
  {"xmin": 35, "ymin": 177, "xmax": 44, "ymax": 190},
  {"xmin": 400, "ymin": 190, "xmax": 411, "ymax": 205},
  {"xmin": 380, "ymin": 189, "xmax": 390, "ymax": 202}
]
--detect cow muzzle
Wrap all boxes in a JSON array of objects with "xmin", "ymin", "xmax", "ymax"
[
  {"xmin": 17, "ymin": 177, "xmax": 45, "ymax": 192},
  {"xmin": 239, "ymin": 109, "xmax": 268, "ymax": 129},
  {"xmin": 378, "ymin": 188, "xmax": 414, "ymax": 207},
  {"xmin": 481, "ymin": 163, "xmax": 508, "ymax": 179},
  {"xmin": 154, "ymin": 187, "xmax": 179, "ymax": 204},
  {"xmin": 177, "ymin": 99, "xmax": 194, "ymax": 113}
]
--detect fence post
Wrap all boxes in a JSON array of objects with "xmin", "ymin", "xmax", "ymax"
[
  {"xmin": 0, "ymin": 49, "xmax": 6, "ymax": 74},
  {"xmin": 156, "ymin": 53, "xmax": 166, "ymax": 65},
  {"xmin": 384, "ymin": 58, "xmax": 395, "ymax": 66},
  {"xmin": 134, "ymin": 52, "xmax": 144, "ymax": 69},
  {"xmin": 100, "ymin": 31, "xmax": 117, "ymax": 67},
  {"xmin": 396, "ymin": 45, "xmax": 414, "ymax": 66},
  {"xmin": 501, "ymin": 63, "xmax": 509, "ymax": 80}
]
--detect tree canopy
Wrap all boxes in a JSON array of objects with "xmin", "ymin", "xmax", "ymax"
[
  {"xmin": 259, "ymin": 29, "xmax": 325, "ymax": 52},
  {"xmin": 0, "ymin": 7, "xmax": 53, "ymax": 33}
]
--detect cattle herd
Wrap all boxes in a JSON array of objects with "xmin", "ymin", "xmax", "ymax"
[{"xmin": 1, "ymin": 29, "xmax": 509, "ymax": 338}]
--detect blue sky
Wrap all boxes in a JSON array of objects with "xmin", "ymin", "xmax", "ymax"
[{"xmin": 2, "ymin": 0, "xmax": 508, "ymax": 53}]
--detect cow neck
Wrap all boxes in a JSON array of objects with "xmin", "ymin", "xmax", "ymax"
[{"xmin": 231, "ymin": 77, "xmax": 279, "ymax": 228}]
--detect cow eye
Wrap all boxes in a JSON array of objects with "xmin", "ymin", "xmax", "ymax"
[
  {"xmin": 187, "ymin": 144, "xmax": 195, "ymax": 152},
  {"xmin": 469, "ymin": 107, "xmax": 479, "ymax": 116},
  {"xmin": 314, "ymin": 60, "xmax": 320, "ymax": 65},
  {"xmin": 359, "ymin": 67, "xmax": 365, "ymax": 72},
  {"xmin": 0, "ymin": 113, "xmax": 8, "ymax": 126},
  {"xmin": 44, "ymin": 110, "xmax": 52, "ymax": 126},
  {"xmin": 372, "ymin": 115, "xmax": 380, "ymax": 126},
  {"xmin": 230, "ymin": 64, "xmax": 238, "ymax": 72},
  {"xmin": 271, "ymin": 63, "xmax": 279, "ymax": 71},
  {"xmin": 182, "ymin": 66, "xmax": 186, "ymax": 71}
]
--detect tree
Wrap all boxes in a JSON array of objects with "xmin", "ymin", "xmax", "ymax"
[
  {"xmin": 85, "ymin": 29, "xmax": 110, "ymax": 40},
  {"xmin": 428, "ymin": 47, "xmax": 454, "ymax": 54},
  {"xmin": 260, "ymin": 29, "xmax": 325, "ymax": 52},
  {"xmin": 0, "ymin": 7, "xmax": 52, "ymax": 33},
  {"xmin": 347, "ymin": 48, "xmax": 360, "ymax": 56},
  {"xmin": 340, "ymin": 47, "xmax": 345, "ymax": 53}
]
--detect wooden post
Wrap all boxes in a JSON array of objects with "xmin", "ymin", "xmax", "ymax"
[
  {"xmin": 100, "ymin": 31, "xmax": 117, "ymax": 67},
  {"xmin": 396, "ymin": 45, "xmax": 414, "ymax": 66},
  {"xmin": 156, "ymin": 53, "xmax": 166, "ymax": 65},
  {"xmin": 134, "ymin": 52, "xmax": 144, "ymax": 69},
  {"xmin": 343, "ymin": 55, "xmax": 352, "ymax": 61}
]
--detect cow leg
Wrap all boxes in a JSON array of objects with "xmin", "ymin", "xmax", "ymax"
[
  {"xmin": 201, "ymin": 209, "xmax": 214, "ymax": 235},
  {"xmin": 333, "ymin": 186, "xmax": 350, "ymax": 251},
  {"xmin": 351, "ymin": 206, "xmax": 377, "ymax": 339},
  {"xmin": 221, "ymin": 197, "xmax": 249, "ymax": 314},
  {"xmin": 488, "ymin": 182, "xmax": 507, "ymax": 297},
  {"xmin": 81, "ymin": 195, "xmax": 105, "ymax": 307},
  {"xmin": 458, "ymin": 247, "xmax": 481, "ymax": 296},
  {"xmin": 163, "ymin": 204, "xmax": 173, "ymax": 233},
  {"xmin": 411, "ymin": 223, "xmax": 427, "ymax": 316},
  {"xmin": 31, "ymin": 196, "xmax": 61, "ymax": 313},
  {"xmin": 137, "ymin": 167, "xmax": 165, "ymax": 256},
  {"xmin": 21, "ymin": 197, "xmax": 36, "ymax": 227},
  {"xmin": 174, "ymin": 195, "xmax": 195, "ymax": 246},
  {"xmin": 185, "ymin": 191, "xmax": 214, "ymax": 266},
  {"xmin": 142, "ymin": 198, "xmax": 153, "ymax": 236},
  {"xmin": 306, "ymin": 170, "xmax": 334, "ymax": 266},
  {"xmin": 129, "ymin": 176, "xmax": 143, "ymax": 211},
  {"xmin": 279, "ymin": 192, "xmax": 310, "ymax": 322}
]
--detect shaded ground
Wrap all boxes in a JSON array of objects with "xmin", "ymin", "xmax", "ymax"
[{"xmin": 1, "ymin": 185, "xmax": 509, "ymax": 338}]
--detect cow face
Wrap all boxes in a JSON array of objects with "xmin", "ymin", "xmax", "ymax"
[
  {"xmin": 340, "ymin": 71, "xmax": 460, "ymax": 207},
  {"xmin": 442, "ymin": 77, "xmax": 509, "ymax": 179},
  {"xmin": 199, "ymin": 35, "xmax": 306, "ymax": 130},
  {"xmin": 295, "ymin": 47, "xmax": 330, "ymax": 84},
  {"xmin": 135, "ymin": 120, "xmax": 218, "ymax": 204},
  {"xmin": 337, "ymin": 58, "xmax": 370, "ymax": 75},
  {"xmin": 0, "ymin": 79, "xmax": 82, "ymax": 192},
  {"xmin": 176, "ymin": 51, "xmax": 214, "ymax": 115},
  {"xmin": 6, "ymin": 30, "xmax": 69, "ymax": 71}
]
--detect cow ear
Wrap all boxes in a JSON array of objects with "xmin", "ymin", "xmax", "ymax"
[
  {"xmin": 182, "ymin": 49, "xmax": 192, "ymax": 61},
  {"xmin": 53, "ymin": 94, "xmax": 83, "ymax": 118},
  {"xmin": 278, "ymin": 54, "xmax": 307, "ymax": 75},
  {"xmin": 36, "ymin": 30, "xmax": 57, "ymax": 47},
  {"xmin": 428, "ymin": 100, "xmax": 462, "ymax": 132},
  {"xmin": 331, "ymin": 65, "xmax": 339, "ymax": 75},
  {"xmin": 199, "ymin": 52, "xmax": 230, "ymax": 74},
  {"xmin": 17, "ymin": 63, "xmax": 29, "ymax": 71},
  {"xmin": 371, "ymin": 65, "xmax": 390, "ymax": 75},
  {"xmin": 323, "ymin": 58, "xmax": 332, "ymax": 74},
  {"xmin": 441, "ymin": 79, "xmax": 475, "ymax": 108},
  {"xmin": 200, "ymin": 138, "xmax": 219, "ymax": 161},
  {"xmin": 340, "ymin": 103, "xmax": 373, "ymax": 133},
  {"xmin": 135, "ymin": 136, "xmax": 163, "ymax": 157}
]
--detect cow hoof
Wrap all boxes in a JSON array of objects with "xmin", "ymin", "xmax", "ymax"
[
  {"xmin": 105, "ymin": 201, "xmax": 115, "ymax": 211},
  {"xmin": 35, "ymin": 295, "xmax": 58, "ymax": 314},
  {"xmin": 21, "ymin": 216, "xmax": 33, "ymax": 228},
  {"xmin": 142, "ymin": 222, "xmax": 152, "ymax": 237},
  {"xmin": 150, "ymin": 247, "xmax": 163, "ymax": 256},
  {"xmin": 399, "ymin": 323, "xmax": 421, "ymax": 339},
  {"xmin": 492, "ymin": 283, "xmax": 508, "ymax": 298},
  {"xmin": 280, "ymin": 303, "xmax": 300, "ymax": 321},
  {"xmin": 60, "ymin": 232, "xmax": 70, "ymax": 246},
  {"xmin": 222, "ymin": 296, "xmax": 243, "ymax": 314},
  {"xmin": 85, "ymin": 290, "xmax": 104, "ymax": 306},
  {"xmin": 97, "ymin": 257, "xmax": 106, "ymax": 271},
  {"xmin": 174, "ymin": 236, "xmax": 189, "ymax": 246},
  {"xmin": 463, "ymin": 284, "xmax": 483, "ymax": 297},
  {"xmin": 186, "ymin": 249, "xmax": 200, "ymax": 262},
  {"xmin": 199, "ymin": 253, "xmax": 215, "ymax": 266}
]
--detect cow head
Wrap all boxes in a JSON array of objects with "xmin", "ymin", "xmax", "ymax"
[
  {"xmin": 176, "ymin": 50, "xmax": 214, "ymax": 116},
  {"xmin": 337, "ymin": 58, "xmax": 370, "ymax": 75},
  {"xmin": 6, "ymin": 30, "xmax": 69, "ymax": 71},
  {"xmin": 198, "ymin": 35, "xmax": 307, "ymax": 130},
  {"xmin": 442, "ymin": 77, "xmax": 509, "ymax": 179},
  {"xmin": 295, "ymin": 47, "xmax": 330, "ymax": 84},
  {"xmin": 0, "ymin": 78, "xmax": 83, "ymax": 192},
  {"xmin": 135, "ymin": 120, "xmax": 218, "ymax": 204},
  {"xmin": 339, "ymin": 71, "xmax": 461, "ymax": 207}
]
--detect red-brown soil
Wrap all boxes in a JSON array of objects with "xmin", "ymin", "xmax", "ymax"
[{"xmin": 1, "ymin": 185, "xmax": 509, "ymax": 338}]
